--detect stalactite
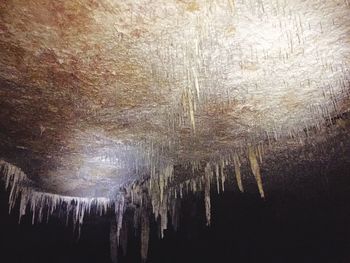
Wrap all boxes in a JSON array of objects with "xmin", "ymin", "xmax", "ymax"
[
  {"xmin": 115, "ymin": 196, "xmax": 125, "ymax": 245},
  {"xmin": 220, "ymin": 161, "xmax": 225, "ymax": 192},
  {"xmin": 159, "ymin": 192, "xmax": 168, "ymax": 238},
  {"xmin": 192, "ymin": 67, "xmax": 200, "ymax": 99},
  {"xmin": 191, "ymin": 179, "xmax": 197, "ymax": 192},
  {"xmin": 233, "ymin": 153, "xmax": 244, "ymax": 192},
  {"xmin": 248, "ymin": 146, "xmax": 265, "ymax": 198},
  {"xmin": 215, "ymin": 163, "xmax": 220, "ymax": 194},
  {"xmin": 181, "ymin": 86, "xmax": 196, "ymax": 131},
  {"xmin": 257, "ymin": 143, "xmax": 263, "ymax": 164},
  {"xmin": 159, "ymin": 172, "xmax": 164, "ymax": 204},
  {"xmin": 204, "ymin": 163, "xmax": 212, "ymax": 226},
  {"xmin": 188, "ymin": 89, "xmax": 196, "ymax": 131}
]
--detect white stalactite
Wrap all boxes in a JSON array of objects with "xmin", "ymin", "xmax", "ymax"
[{"xmin": 233, "ymin": 153, "xmax": 244, "ymax": 192}]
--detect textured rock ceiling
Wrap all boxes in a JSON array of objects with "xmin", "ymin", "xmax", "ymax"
[
  {"xmin": 1, "ymin": 2, "xmax": 350, "ymax": 262},
  {"xmin": 0, "ymin": 0, "xmax": 350, "ymax": 195}
]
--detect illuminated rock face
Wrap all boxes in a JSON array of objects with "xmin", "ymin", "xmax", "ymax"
[
  {"xmin": 0, "ymin": 0, "xmax": 349, "ymax": 262},
  {"xmin": 0, "ymin": 0, "xmax": 349, "ymax": 179}
]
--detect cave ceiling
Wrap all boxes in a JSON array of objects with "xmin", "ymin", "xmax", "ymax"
[{"xmin": 0, "ymin": 0, "xmax": 349, "ymax": 196}]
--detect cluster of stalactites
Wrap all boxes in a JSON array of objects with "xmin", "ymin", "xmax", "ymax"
[
  {"xmin": 130, "ymin": 142, "xmax": 266, "ymax": 238},
  {"xmin": 0, "ymin": 160, "xmax": 117, "ymax": 237},
  {"xmin": 0, "ymin": 160, "xmax": 27, "ymax": 213},
  {"xmin": 1, "ymin": 143, "xmax": 267, "ymax": 263}
]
